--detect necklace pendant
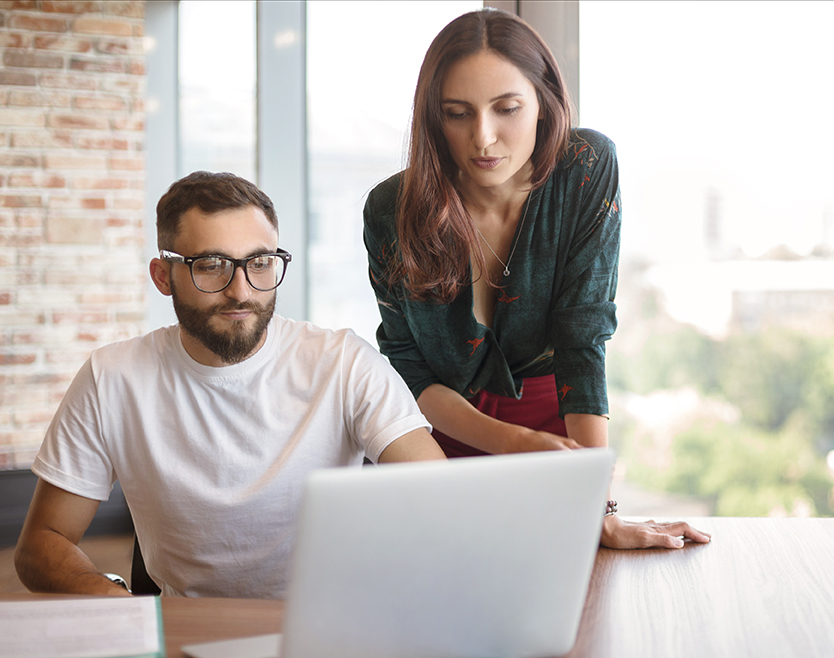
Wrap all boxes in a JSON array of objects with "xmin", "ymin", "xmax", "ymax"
[{"xmin": 503, "ymin": 267, "xmax": 510, "ymax": 277}]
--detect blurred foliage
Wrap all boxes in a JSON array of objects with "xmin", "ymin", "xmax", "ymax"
[{"xmin": 608, "ymin": 288, "xmax": 834, "ymax": 517}]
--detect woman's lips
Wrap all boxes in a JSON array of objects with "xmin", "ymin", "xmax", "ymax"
[{"xmin": 471, "ymin": 157, "xmax": 503, "ymax": 170}]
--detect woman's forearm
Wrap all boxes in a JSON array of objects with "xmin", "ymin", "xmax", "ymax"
[
  {"xmin": 417, "ymin": 384, "xmax": 580, "ymax": 453},
  {"xmin": 564, "ymin": 413, "xmax": 609, "ymax": 447}
]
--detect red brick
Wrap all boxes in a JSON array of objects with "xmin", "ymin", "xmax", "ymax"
[
  {"xmin": 113, "ymin": 197, "xmax": 142, "ymax": 210},
  {"xmin": 74, "ymin": 94, "xmax": 128, "ymax": 111},
  {"xmin": 8, "ymin": 14, "xmax": 68, "ymax": 33},
  {"xmin": 69, "ymin": 57, "xmax": 125, "ymax": 74},
  {"xmin": 103, "ymin": 1, "xmax": 144, "ymax": 19},
  {"xmin": 95, "ymin": 38, "xmax": 143, "ymax": 56},
  {"xmin": 0, "ymin": 108, "xmax": 45, "ymax": 127},
  {"xmin": 45, "ymin": 153, "xmax": 107, "ymax": 169},
  {"xmin": 11, "ymin": 131, "xmax": 72, "ymax": 148},
  {"xmin": 8, "ymin": 173, "xmax": 66, "ymax": 188},
  {"xmin": 132, "ymin": 24, "xmax": 143, "ymax": 38},
  {"xmin": 0, "ymin": 293, "xmax": 11, "ymax": 305},
  {"xmin": 81, "ymin": 198, "xmax": 105, "ymax": 209},
  {"xmin": 0, "ymin": 352, "xmax": 36, "ymax": 365},
  {"xmin": 14, "ymin": 372, "xmax": 72, "ymax": 387},
  {"xmin": 34, "ymin": 34, "xmax": 93, "ymax": 52},
  {"xmin": 100, "ymin": 76, "xmax": 142, "ymax": 93},
  {"xmin": 0, "ymin": 70, "xmax": 37, "ymax": 86},
  {"xmin": 6, "ymin": 174, "xmax": 36, "ymax": 187},
  {"xmin": 0, "ymin": 32, "xmax": 29, "ymax": 48},
  {"xmin": 46, "ymin": 349, "xmax": 95, "ymax": 365},
  {"xmin": 116, "ymin": 311, "xmax": 144, "ymax": 323},
  {"xmin": 0, "ymin": 195, "xmax": 42, "ymax": 208},
  {"xmin": 0, "ymin": 2, "xmax": 37, "ymax": 10},
  {"xmin": 48, "ymin": 113, "xmax": 109, "ymax": 131},
  {"xmin": 110, "ymin": 116, "xmax": 143, "ymax": 131},
  {"xmin": 16, "ymin": 211, "xmax": 44, "ymax": 228},
  {"xmin": 51, "ymin": 310, "xmax": 108, "ymax": 324},
  {"xmin": 45, "ymin": 213, "xmax": 103, "ymax": 243},
  {"xmin": 75, "ymin": 135, "xmax": 125, "ymax": 150},
  {"xmin": 8, "ymin": 89, "xmax": 72, "ymax": 108},
  {"xmin": 14, "ymin": 410, "xmax": 58, "ymax": 425},
  {"xmin": 41, "ymin": 1, "xmax": 102, "ymax": 14},
  {"xmin": 72, "ymin": 176, "xmax": 129, "ymax": 190},
  {"xmin": 72, "ymin": 16, "xmax": 132, "ymax": 36},
  {"xmin": 0, "ymin": 153, "xmax": 41, "ymax": 167},
  {"xmin": 4, "ymin": 49, "xmax": 65, "ymax": 69},
  {"xmin": 127, "ymin": 59, "xmax": 145, "ymax": 76},
  {"xmin": 39, "ymin": 71, "xmax": 97, "ymax": 90},
  {"xmin": 109, "ymin": 155, "xmax": 143, "ymax": 171}
]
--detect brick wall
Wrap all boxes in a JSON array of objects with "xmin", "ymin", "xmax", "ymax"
[{"xmin": 0, "ymin": 1, "xmax": 147, "ymax": 468}]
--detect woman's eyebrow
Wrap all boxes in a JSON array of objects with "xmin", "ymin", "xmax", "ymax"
[{"xmin": 441, "ymin": 92, "xmax": 524, "ymax": 105}]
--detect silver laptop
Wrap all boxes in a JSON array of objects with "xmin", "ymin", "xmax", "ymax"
[{"xmin": 184, "ymin": 448, "xmax": 614, "ymax": 658}]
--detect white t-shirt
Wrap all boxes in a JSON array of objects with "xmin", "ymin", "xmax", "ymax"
[{"xmin": 32, "ymin": 316, "xmax": 430, "ymax": 598}]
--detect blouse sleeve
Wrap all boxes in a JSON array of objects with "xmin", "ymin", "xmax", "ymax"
[
  {"xmin": 549, "ymin": 131, "xmax": 621, "ymax": 417},
  {"xmin": 363, "ymin": 176, "xmax": 442, "ymax": 400}
]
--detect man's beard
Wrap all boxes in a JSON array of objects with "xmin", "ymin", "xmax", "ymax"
[{"xmin": 171, "ymin": 284, "xmax": 276, "ymax": 365}]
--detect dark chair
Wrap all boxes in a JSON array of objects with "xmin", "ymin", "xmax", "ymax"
[{"xmin": 130, "ymin": 534, "xmax": 161, "ymax": 595}]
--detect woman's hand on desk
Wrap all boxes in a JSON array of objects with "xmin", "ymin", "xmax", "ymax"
[{"xmin": 600, "ymin": 514, "xmax": 712, "ymax": 549}]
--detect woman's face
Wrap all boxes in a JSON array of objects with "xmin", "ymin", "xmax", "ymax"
[{"xmin": 440, "ymin": 49, "xmax": 540, "ymax": 195}]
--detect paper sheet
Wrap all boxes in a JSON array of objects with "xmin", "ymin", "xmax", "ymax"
[{"xmin": 0, "ymin": 596, "xmax": 163, "ymax": 658}]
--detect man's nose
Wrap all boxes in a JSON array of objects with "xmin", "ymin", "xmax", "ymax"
[{"xmin": 223, "ymin": 264, "xmax": 252, "ymax": 301}]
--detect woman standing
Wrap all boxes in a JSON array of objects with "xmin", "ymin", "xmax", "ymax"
[{"xmin": 364, "ymin": 9, "xmax": 709, "ymax": 549}]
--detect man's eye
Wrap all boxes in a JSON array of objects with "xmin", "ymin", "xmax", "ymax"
[
  {"xmin": 194, "ymin": 259, "xmax": 226, "ymax": 275},
  {"xmin": 248, "ymin": 257, "xmax": 274, "ymax": 273}
]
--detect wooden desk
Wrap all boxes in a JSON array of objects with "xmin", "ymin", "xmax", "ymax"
[{"xmin": 5, "ymin": 518, "xmax": 834, "ymax": 657}]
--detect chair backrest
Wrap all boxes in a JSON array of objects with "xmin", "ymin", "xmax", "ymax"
[{"xmin": 131, "ymin": 534, "xmax": 161, "ymax": 595}]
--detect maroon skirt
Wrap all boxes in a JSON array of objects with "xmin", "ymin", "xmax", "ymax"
[{"xmin": 431, "ymin": 375, "xmax": 567, "ymax": 458}]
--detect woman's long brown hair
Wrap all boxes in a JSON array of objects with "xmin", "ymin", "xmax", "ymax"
[{"xmin": 390, "ymin": 9, "xmax": 573, "ymax": 303}]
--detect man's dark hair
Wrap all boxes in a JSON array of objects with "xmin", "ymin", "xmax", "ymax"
[{"xmin": 156, "ymin": 171, "xmax": 279, "ymax": 249}]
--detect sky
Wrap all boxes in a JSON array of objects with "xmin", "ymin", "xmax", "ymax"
[{"xmin": 579, "ymin": 1, "xmax": 834, "ymax": 261}]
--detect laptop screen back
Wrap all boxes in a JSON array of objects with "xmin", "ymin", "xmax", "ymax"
[{"xmin": 281, "ymin": 448, "xmax": 614, "ymax": 658}]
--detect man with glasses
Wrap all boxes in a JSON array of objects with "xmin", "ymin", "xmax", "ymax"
[{"xmin": 15, "ymin": 171, "xmax": 445, "ymax": 598}]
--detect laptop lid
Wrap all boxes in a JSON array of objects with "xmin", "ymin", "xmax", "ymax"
[{"xmin": 281, "ymin": 448, "xmax": 614, "ymax": 658}]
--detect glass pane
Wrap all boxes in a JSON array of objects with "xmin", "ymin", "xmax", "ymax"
[
  {"xmin": 179, "ymin": 1, "xmax": 257, "ymax": 181},
  {"xmin": 580, "ymin": 1, "xmax": 834, "ymax": 517},
  {"xmin": 307, "ymin": 0, "xmax": 482, "ymax": 344}
]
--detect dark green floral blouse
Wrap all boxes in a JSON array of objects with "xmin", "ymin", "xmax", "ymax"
[{"xmin": 363, "ymin": 128, "xmax": 621, "ymax": 417}]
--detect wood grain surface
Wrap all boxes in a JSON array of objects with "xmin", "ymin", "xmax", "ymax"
[{"xmin": 3, "ymin": 518, "xmax": 833, "ymax": 658}]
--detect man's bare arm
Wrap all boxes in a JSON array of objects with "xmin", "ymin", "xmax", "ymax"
[
  {"xmin": 378, "ymin": 428, "xmax": 446, "ymax": 463},
  {"xmin": 15, "ymin": 479, "xmax": 131, "ymax": 595}
]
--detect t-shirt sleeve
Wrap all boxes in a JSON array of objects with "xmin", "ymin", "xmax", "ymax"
[
  {"xmin": 550, "ymin": 132, "xmax": 621, "ymax": 416},
  {"xmin": 31, "ymin": 357, "xmax": 116, "ymax": 501},
  {"xmin": 340, "ymin": 331, "xmax": 432, "ymax": 463},
  {"xmin": 363, "ymin": 177, "xmax": 443, "ymax": 400}
]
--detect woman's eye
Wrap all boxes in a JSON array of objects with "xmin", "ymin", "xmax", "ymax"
[
  {"xmin": 497, "ymin": 106, "xmax": 521, "ymax": 115},
  {"xmin": 445, "ymin": 110, "xmax": 468, "ymax": 120}
]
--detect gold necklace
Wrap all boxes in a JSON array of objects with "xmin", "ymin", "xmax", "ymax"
[{"xmin": 474, "ymin": 192, "xmax": 533, "ymax": 277}]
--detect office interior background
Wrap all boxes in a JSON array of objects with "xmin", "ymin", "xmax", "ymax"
[{"xmin": 1, "ymin": 1, "xmax": 833, "ymax": 530}]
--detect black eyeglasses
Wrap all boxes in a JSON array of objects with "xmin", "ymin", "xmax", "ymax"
[{"xmin": 160, "ymin": 249, "xmax": 292, "ymax": 293}]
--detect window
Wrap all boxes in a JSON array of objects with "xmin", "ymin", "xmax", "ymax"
[
  {"xmin": 306, "ymin": 0, "xmax": 482, "ymax": 344},
  {"xmin": 581, "ymin": 1, "xmax": 834, "ymax": 517},
  {"xmin": 178, "ymin": 1, "xmax": 257, "ymax": 181}
]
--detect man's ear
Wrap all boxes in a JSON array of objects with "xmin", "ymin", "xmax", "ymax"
[{"xmin": 149, "ymin": 258, "xmax": 173, "ymax": 296}]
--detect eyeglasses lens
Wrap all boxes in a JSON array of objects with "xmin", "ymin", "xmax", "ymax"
[{"xmin": 191, "ymin": 256, "xmax": 281, "ymax": 293}]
